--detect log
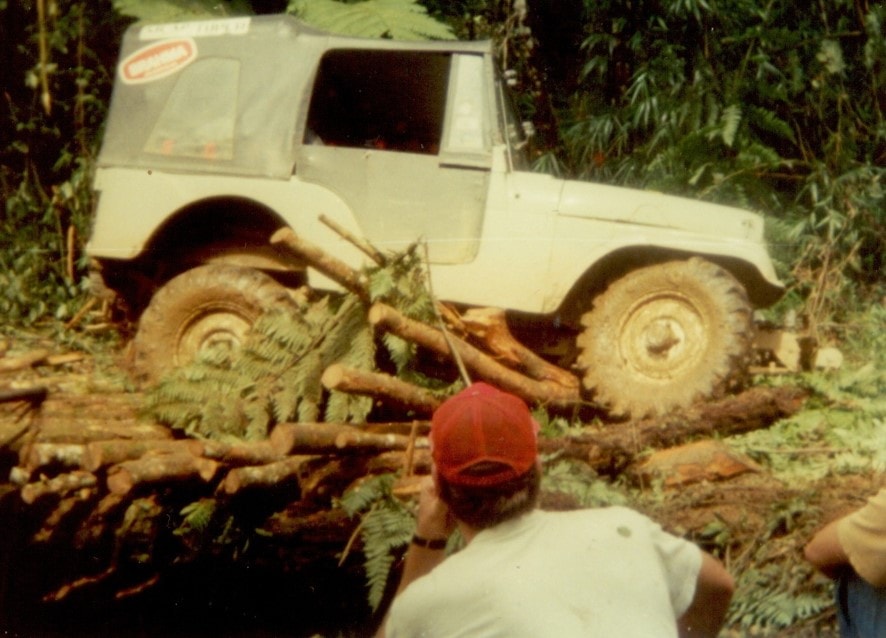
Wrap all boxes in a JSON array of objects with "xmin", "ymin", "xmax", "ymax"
[
  {"xmin": 270, "ymin": 422, "xmax": 414, "ymax": 456},
  {"xmin": 540, "ymin": 385, "xmax": 808, "ymax": 475},
  {"xmin": 20, "ymin": 442, "xmax": 87, "ymax": 473},
  {"xmin": 0, "ymin": 386, "xmax": 48, "ymax": 405},
  {"xmin": 270, "ymin": 227, "xmax": 369, "ymax": 302},
  {"xmin": 630, "ymin": 440, "xmax": 763, "ymax": 488},
  {"xmin": 367, "ymin": 449, "xmax": 432, "ymax": 475},
  {"xmin": 459, "ymin": 307, "xmax": 580, "ymax": 391},
  {"xmin": 196, "ymin": 439, "xmax": 285, "ymax": 466},
  {"xmin": 368, "ymin": 302, "xmax": 580, "ymax": 407},
  {"xmin": 321, "ymin": 364, "xmax": 442, "ymax": 413},
  {"xmin": 219, "ymin": 455, "xmax": 314, "ymax": 495},
  {"xmin": 0, "ymin": 349, "xmax": 50, "ymax": 372},
  {"xmin": 74, "ymin": 493, "xmax": 128, "ymax": 548},
  {"xmin": 41, "ymin": 392, "xmax": 142, "ymax": 415},
  {"xmin": 83, "ymin": 439, "xmax": 199, "ymax": 472},
  {"xmin": 32, "ymin": 420, "xmax": 173, "ymax": 445},
  {"xmin": 106, "ymin": 453, "xmax": 218, "ymax": 495},
  {"xmin": 20, "ymin": 470, "xmax": 98, "ymax": 505}
]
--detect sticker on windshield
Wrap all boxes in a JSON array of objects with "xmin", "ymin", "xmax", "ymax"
[{"xmin": 120, "ymin": 38, "xmax": 197, "ymax": 85}]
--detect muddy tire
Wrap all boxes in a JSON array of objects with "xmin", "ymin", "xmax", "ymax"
[
  {"xmin": 576, "ymin": 257, "xmax": 753, "ymax": 419},
  {"xmin": 132, "ymin": 264, "xmax": 298, "ymax": 385}
]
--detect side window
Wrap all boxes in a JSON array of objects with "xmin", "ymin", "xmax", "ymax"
[
  {"xmin": 305, "ymin": 50, "xmax": 449, "ymax": 155},
  {"xmin": 145, "ymin": 58, "xmax": 239, "ymax": 160}
]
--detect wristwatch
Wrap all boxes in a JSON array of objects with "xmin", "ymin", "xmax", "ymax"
[{"xmin": 411, "ymin": 534, "xmax": 447, "ymax": 550}]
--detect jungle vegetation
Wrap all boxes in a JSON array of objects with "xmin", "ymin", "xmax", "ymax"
[{"xmin": 1, "ymin": 1, "xmax": 884, "ymax": 635}]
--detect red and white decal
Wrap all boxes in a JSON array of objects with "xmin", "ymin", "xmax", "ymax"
[{"xmin": 119, "ymin": 38, "xmax": 197, "ymax": 85}]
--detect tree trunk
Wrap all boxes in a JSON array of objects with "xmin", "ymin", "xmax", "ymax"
[{"xmin": 540, "ymin": 385, "xmax": 808, "ymax": 475}]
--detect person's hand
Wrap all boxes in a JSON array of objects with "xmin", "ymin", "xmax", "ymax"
[{"xmin": 414, "ymin": 475, "xmax": 455, "ymax": 540}]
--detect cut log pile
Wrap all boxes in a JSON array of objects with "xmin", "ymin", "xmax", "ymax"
[{"xmin": 0, "ymin": 227, "xmax": 811, "ymax": 605}]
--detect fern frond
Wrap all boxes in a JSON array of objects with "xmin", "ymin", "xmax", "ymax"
[
  {"xmin": 113, "ymin": 0, "xmax": 252, "ymax": 23},
  {"xmin": 288, "ymin": 0, "xmax": 455, "ymax": 41}
]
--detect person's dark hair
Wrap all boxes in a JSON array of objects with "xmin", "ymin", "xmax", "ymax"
[{"xmin": 436, "ymin": 462, "xmax": 540, "ymax": 530}]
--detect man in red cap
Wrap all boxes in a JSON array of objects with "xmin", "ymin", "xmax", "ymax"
[{"xmin": 377, "ymin": 382, "xmax": 734, "ymax": 637}]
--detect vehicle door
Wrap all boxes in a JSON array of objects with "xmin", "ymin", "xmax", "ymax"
[{"xmin": 295, "ymin": 49, "xmax": 492, "ymax": 265}]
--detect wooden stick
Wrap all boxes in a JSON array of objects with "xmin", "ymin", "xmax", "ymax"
[{"xmin": 320, "ymin": 214, "xmax": 386, "ymax": 265}]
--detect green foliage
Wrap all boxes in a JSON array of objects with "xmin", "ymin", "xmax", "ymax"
[
  {"xmin": 112, "ymin": 0, "xmax": 252, "ymax": 22},
  {"xmin": 340, "ymin": 474, "xmax": 416, "ymax": 610},
  {"xmin": 143, "ymin": 295, "xmax": 375, "ymax": 440},
  {"xmin": 288, "ymin": 0, "xmax": 454, "ymax": 40},
  {"xmin": 1, "ymin": 1, "xmax": 122, "ymax": 327},
  {"xmin": 553, "ymin": 0, "xmax": 885, "ymax": 324},
  {"xmin": 729, "ymin": 563, "xmax": 833, "ymax": 634}
]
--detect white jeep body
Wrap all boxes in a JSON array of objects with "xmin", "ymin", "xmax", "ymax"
[{"xmin": 87, "ymin": 15, "xmax": 784, "ymax": 416}]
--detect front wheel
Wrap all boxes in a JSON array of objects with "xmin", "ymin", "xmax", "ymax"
[
  {"xmin": 131, "ymin": 264, "xmax": 298, "ymax": 385},
  {"xmin": 575, "ymin": 257, "xmax": 753, "ymax": 419}
]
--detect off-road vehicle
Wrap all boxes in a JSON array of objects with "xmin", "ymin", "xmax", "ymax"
[{"xmin": 87, "ymin": 14, "xmax": 784, "ymax": 418}]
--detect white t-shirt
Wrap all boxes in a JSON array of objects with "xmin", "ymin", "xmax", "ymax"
[{"xmin": 387, "ymin": 507, "xmax": 702, "ymax": 638}]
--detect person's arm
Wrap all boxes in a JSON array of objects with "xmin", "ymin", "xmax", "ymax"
[
  {"xmin": 677, "ymin": 551, "xmax": 735, "ymax": 638},
  {"xmin": 375, "ymin": 475, "xmax": 454, "ymax": 638},
  {"xmin": 804, "ymin": 519, "xmax": 850, "ymax": 579}
]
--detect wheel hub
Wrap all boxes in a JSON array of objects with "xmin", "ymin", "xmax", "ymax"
[
  {"xmin": 619, "ymin": 294, "xmax": 706, "ymax": 379},
  {"xmin": 175, "ymin": 306, "xmax": 253, "ymax": 366}
]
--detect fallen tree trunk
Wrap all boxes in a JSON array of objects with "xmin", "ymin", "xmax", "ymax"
[
  {"xmin": 540, "ymin": 385, "xmax": 808, "ymax": 475},
  {"xmin": 368, "ymin": 302, "xmax": 580, "ymax": 407}
]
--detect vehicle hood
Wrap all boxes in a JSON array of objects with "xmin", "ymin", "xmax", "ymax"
[{"xmin": 557, "ymin": 178, "xmax": 766, "ymax": 242}]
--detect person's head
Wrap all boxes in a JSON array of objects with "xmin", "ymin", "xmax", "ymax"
[{"xmin": 430, "ymin": 382, "xmax": 541, "ymax": 530}]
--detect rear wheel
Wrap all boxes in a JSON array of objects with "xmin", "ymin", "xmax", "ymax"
[
  {"xmin": 132, "ymin": 264, "xmax": 298, "ymax": 385},
  {"xmin": 575, "ymin": 257, "xmax": 753, "ymax": 419}
]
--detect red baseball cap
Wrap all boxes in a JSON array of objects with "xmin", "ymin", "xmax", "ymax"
[{"xmin": 430, "ymin": 382, "xmax": 539, "ymax": 487}]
